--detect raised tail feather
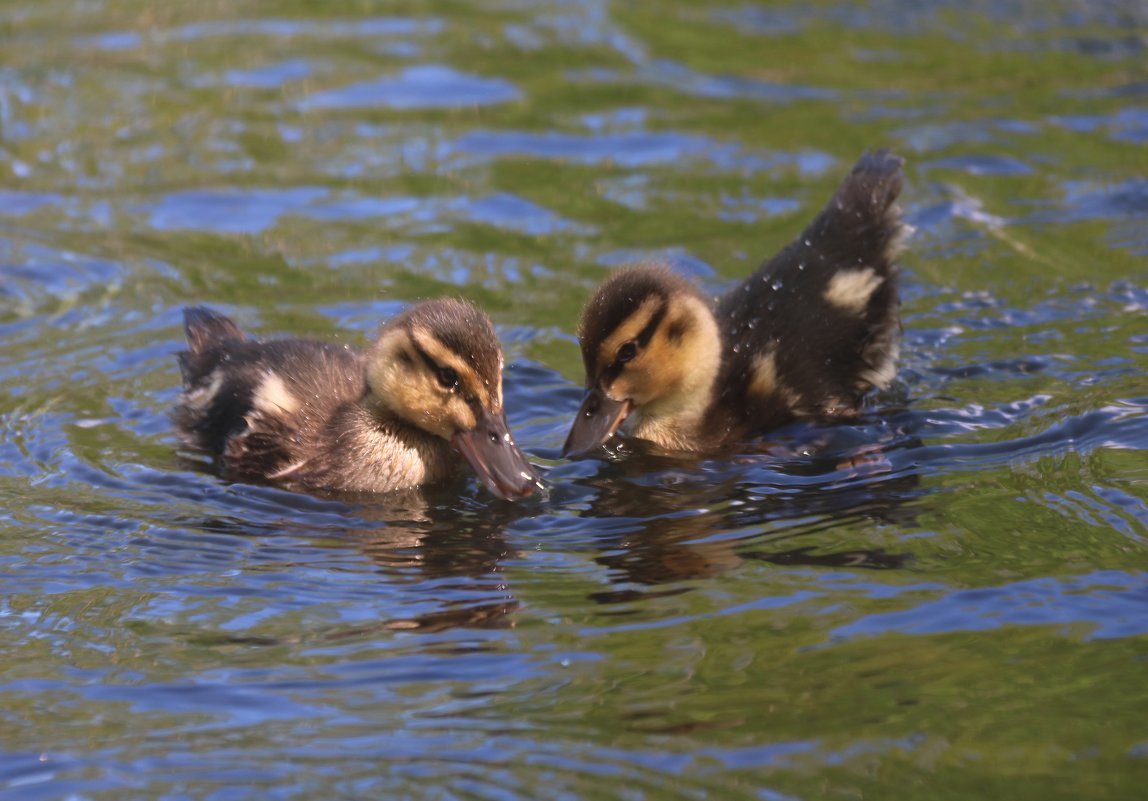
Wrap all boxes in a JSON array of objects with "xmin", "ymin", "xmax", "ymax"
[
  {"xmin": 840, "ymin": 148, "xmax": 903, "ymax": 210},
  {"xmin": 178, "ymin": 306, "xmax": 247, "ymax": 387},
  {"xmin": 825, "ymin": 148, "xmax": 908, "ymax": 266},
  {"xmin": 183, "ymin": 306, "xmax": 246, "ymax": 354},
  {"xmin": 718, "ymin": 149, "xmax": 909, "ymax": 425}
]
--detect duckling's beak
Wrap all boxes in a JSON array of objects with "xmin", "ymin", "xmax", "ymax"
[
  {"xmin": 452, "ymin": 407, "xmax": 540, "ymax": 500},
  {"xmin": 562, "ymin": 388, "xmax": 633, "ymax": 459}
]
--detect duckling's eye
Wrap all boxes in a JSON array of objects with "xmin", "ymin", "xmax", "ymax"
[
  {"xmin": 436, "ymin": 366, "xmax": 459, "ymax": 390},
  {"xmin": 617, "ymin": 341, "xmax": 638, "ymax": 364}
]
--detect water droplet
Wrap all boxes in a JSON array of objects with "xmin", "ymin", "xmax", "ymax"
[
  {"xmin": 746, "ymin": 320, "xmax": 756, "ymax": 330},
  {"xmin": 797, "ymin": 262, "xmax": 806, "ymax": 271},
  {"xmin": 803, "ymin": 239, "xmax": 811, "ymax": 247},
  {"xmin": 771, "ymin": 279, "xmax": 784, "ymax": 291},
  {"xmin": 731, "ymin": 344, "xmax": 741, "ymax": 354}
]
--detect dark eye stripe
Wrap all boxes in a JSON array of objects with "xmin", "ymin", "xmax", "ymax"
[
  {"xmin": 411, "ymin": 341, "xmax": 462, "ymax": 391},
  {"xmin": 600, "ymin": 304, "xmax": 666, "ymax": 385},
  {"xmin": 635, "ymin": 304, "xmax": 666, "ymax": 348},
  {"xmin": 436, "ymin": 365, "xmax": 459, "ymax": 390},
  {"xmin": 409, "ymin": 340, "xmax": 438, "ymax": 372}
]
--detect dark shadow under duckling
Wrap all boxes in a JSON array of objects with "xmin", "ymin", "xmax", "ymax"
[
  {"xmin": 174, "ymin": 299, "xmax": 540, "ymax": 500},
  {"xmin": 564, "ymin": 149, "xmax": 909, "ymax": 456}
]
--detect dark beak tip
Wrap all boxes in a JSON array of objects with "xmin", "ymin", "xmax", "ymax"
[
  {"xmin": 510, "ymin": 481, "xmax": 539, "ymax": 500},
  {"xmin": 452, "ymin": 420, "xmax": 541, "ymax": 502},
  {"xmin": 492, "ymin": 469, "xmax": 545, "ymax": 501},
  {"xmin": 560, "ymin": 439, "xmax": 593, "ymax": 460},
  {"xmin": 485, "ymin": 463, "xmax": 541, "ymax": 502},
  {"xmin": 562, "ymin": 389, "xmax": 631, "ymax": 461}
]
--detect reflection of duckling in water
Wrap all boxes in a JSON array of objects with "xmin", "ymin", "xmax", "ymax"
[
  {"xmin": 565, "ymin": 149, "xmax": 909, "ymax": 457},
  {"xmin": 174, "ymin": 299, "xmax": 540, "ymax": 500},
  {"xmin": 181, "ymin": 484, "xmax": 529, "ymax": 641},
  {"xmin": 577, "ymin": 452, "xmax": 917, "ymax": 596},
  {"xmin": 348, "ymin": 489, "xmax": 526, "ymax": 632}
]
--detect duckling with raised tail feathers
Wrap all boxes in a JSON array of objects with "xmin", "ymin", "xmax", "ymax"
[
  {"xmin": 563, "ymin": 149, "xmax": 909, "ymax": 456},
  {"xmin": 175, "ymin": 299, "xmax": 540, "ymax": 499}
]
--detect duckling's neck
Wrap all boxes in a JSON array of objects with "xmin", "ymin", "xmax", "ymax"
[
  {"xmin": 329, "ymin": 397, "xmax": 456, "ymax": 490},
  {"xmin": 627, "ymin": 297, "xmax": 722, "ymax": 451}
]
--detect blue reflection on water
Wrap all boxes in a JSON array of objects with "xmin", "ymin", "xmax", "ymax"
[{"xmin": 299, "ymin": 66, "xmax": 520, "ymax": 110}]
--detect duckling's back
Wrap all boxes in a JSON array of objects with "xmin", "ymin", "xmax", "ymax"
[
  {"xmin": 174, "ymin": 307, "xmax": 366, "ymax": 479},
  {"xmin": 715, "ymin": 150, "xmax": 907, "ymax": 438}
]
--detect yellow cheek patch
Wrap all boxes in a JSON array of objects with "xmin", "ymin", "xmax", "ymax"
[
  {"xmin": 412, "ymin": 327, "xmax": 492, "ymax": 408},
  {"xmin": 385, "ymin": 370, "xmax": 470, "ymax": 439},
  {"xmin": 612, "ymin": 342, "xmax": 666, "ymax": 405},
  {"xmin": 597, "ymin": 297, "xmax": 663, "ymax": 371},
  {"xmin": 604, "ymin": 294, "xmax": 717, "ymax": 409},
  {"xmin": 494, "ymin": 356, "xmax": 504, "ymax": 408},
  {"xmin": 365, "ymin": 324, "xmax": 502, "ymax": 440},
  {"xmin": 448, "ymin": 398, "xmax": 478, "ymax": 431}
]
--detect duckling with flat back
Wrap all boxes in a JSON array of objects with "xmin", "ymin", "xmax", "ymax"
[
  {"xmin": 175, "ymin": 299, "xmax": 540, "ymax": 500},
  {"xmin": 564, "ymin": 149, "xmax": 908, "ymax": 456}
]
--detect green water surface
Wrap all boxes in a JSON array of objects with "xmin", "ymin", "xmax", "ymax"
[{"xmin": 1, "ymin": 1, "xmax": 1147, "ymax": 799}]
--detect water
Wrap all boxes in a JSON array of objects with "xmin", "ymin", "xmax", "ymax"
[{"xmin": 2, "ymin": 1, "xmax": 1147, "ymax": 798}]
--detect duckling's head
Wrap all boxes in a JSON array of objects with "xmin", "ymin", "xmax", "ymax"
[
  {"xmin": 563, "ymin": 264, "xmax": 721, "ymax": 457},
  {"xmin": 366, "ymin": 298, "xmax": 539, "ymax": 499}
]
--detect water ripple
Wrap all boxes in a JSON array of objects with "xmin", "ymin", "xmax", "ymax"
[
  {"xmin": 449, "ymin": 130, "xmax": 779, "ymax": 171},
  {"xmin": 2, "ymin": 1, "xmax": 1148, "ymax": 798},
  {"xmin": 833, "ymin": 570, "xmax": 1148, "ymax": 640},
  {"xmin": 75, "ymin": 17, "xmax": 445, "ymax": 49},
  {"xmin": 299, "ymin": 66, "xmax": 521, "ymax": 111}
]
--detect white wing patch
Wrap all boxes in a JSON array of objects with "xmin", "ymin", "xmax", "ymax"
[
  {"xmin": 749, "ymin": 351, "xmax": 780, "ymax": 398},
  {"xmin": 824, "ymin": 267, "xmax": 884, "ymax": 314},
  {"xmin": 268, "ymin": 459, "xmax": 309, "ymax": 479},
  {"xmin": 749, "ymin": 351, "xmax": 801, "ymax": 406},
  {"xmin": 253, "ymin": 372, "xmax": 301, "ymax": 417}
]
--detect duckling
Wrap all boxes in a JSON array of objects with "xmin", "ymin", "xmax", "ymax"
[
  {"xmin": 174, "ymin": 299, "xmax": 540, "ymax": 500},
  {"xmin": 563, "ymin": 149, "xmax": 908, "ymax": 456}
]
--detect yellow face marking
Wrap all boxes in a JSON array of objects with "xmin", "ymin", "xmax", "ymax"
[
  {"xmin": 493, "ymin": 355, "xmax": 504, "ymax": 408},
  {"xmin": 609, "ymin": 294, "xmax": 720, "ymax": 411},
  {"xmin": 411, "ymin": 326, "xmax": 493, "ymax": 409},
  {"xmin": 595, "ymin": 297, "xmax": 663, "ymax": 375},
  {"xmin": 366, "ymin": 328, "xmax": 481, "ymax": 439},
  {"xmin": 824, "ymin": 267, "xmax": 883, "ymax": 314},
  {"xmin": 623, "ymin": 294, "xmax": 722, "ymax": 447}
]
